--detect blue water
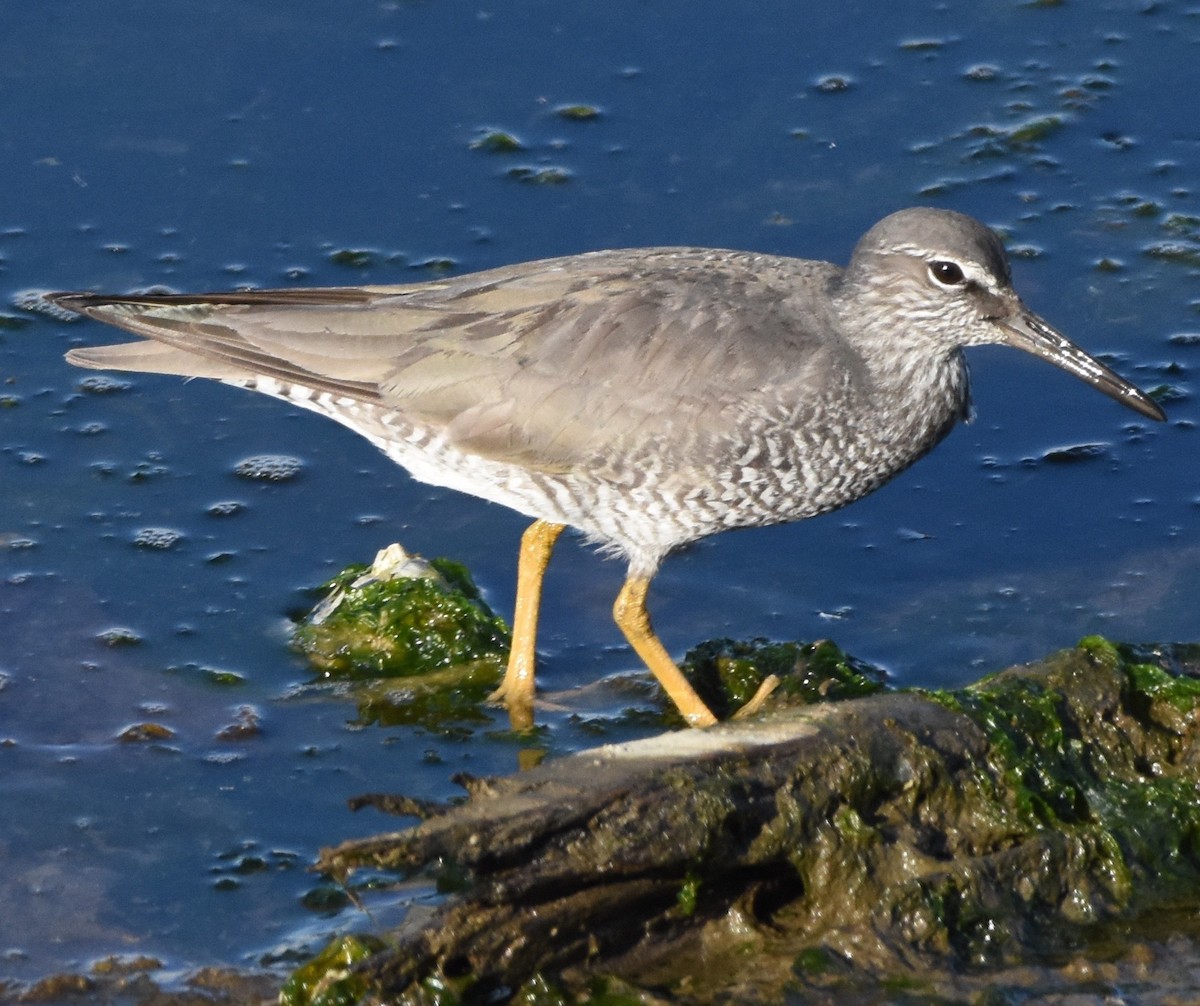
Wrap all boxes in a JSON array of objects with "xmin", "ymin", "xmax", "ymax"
[{"xmin": 1, "ymin": 0, "xmax": 1197, "ymax": 984}]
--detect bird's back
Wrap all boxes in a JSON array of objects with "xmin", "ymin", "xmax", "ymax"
[
  {"xmin": 61, "ymin": 249, "xmax": 853, "ymax": 467},
  {"xmin": 57, "ymin": 246, "xmax": 965, "ymax": 570}
]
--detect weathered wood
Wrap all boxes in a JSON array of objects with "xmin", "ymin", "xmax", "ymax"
[{"xmin": 305, "ymin": 640, "xmax": 1200, "ymax": 1004}]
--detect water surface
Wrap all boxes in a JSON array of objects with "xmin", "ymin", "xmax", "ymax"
[{"xmin": 1, "ymin": 0, "xmax": 1197, "ymax": 988}]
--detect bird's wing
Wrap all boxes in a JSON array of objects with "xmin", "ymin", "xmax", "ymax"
[{"xmin": 54, "ymin": 250, "xmax": 848, "ymax": 475}]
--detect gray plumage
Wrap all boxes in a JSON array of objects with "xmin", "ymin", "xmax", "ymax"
[
  {"xmin": 53, "ymin": 208, "xmax": 1162, "ymax": 579},
  {"xmin": 51, "ymin": 207, "xmax": 1167, "ymax": 726}
]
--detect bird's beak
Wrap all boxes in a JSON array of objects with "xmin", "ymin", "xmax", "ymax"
[{"xmin": 996, "ymin": 302, "xmax": 1165, "ymax": 422}]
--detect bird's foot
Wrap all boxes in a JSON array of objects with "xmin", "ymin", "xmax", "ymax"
[
  {"xmin": 731, "ymin": 674, "xmax": 780, "ymax": 720},
  {"xmin": 487, "ymin": 681, "xmax": 536, "ymax": 733}
]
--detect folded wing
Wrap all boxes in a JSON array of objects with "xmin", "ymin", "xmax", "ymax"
[{"xmin": 55, "ymin": 250, "xmax": 847, "ymax": 476}]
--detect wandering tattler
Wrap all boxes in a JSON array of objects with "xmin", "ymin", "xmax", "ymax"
[{"xmin": 51, "ymin": 208, "xmax": 1164, "ymax": 728}]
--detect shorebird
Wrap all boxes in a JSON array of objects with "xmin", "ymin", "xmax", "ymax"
[{"xmin": 51, "ymin": 208, "xmax": 1164, "ymax": 727}]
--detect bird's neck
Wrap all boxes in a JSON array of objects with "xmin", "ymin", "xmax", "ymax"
[{"xmin": 864, "ymin": 345, "xmax": 971, "ymax": 461}]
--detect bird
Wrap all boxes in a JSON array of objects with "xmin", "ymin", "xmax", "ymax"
[{"xmin": 50, "ymin": 208, "xmax": 1165, "ymax": 729}]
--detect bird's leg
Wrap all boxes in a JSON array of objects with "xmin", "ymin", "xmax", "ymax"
[
  {"xmin": 490, "ymin": 519, "xmax": 565, "ymax": 729},
  {"xmin": 613, "ymin": 576, "xmax": 718, "ymax": 728}
]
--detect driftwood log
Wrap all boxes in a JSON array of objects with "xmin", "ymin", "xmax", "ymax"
[{"xmin": 303, "ymin": 638, "xmax": 1200, "ymax": 1004}]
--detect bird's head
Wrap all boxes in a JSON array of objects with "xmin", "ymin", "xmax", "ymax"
[{"xmin": 841, "ymin": 207, "xmax": 1164, "ymax": 423}]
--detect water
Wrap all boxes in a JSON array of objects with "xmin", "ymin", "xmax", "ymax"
[{"xmin": 1, "ymin": 0, "xmax": 1197, "ymax": 988}]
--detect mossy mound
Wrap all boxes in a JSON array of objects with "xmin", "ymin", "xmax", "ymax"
[
  {"xmin": 294, "ymin": 637, "xmax": 1200, "ymax": 1004},
  {"xmin": 680, "ymin": 637, "xmax": 887, "ymax": 719},
  {"xmin": 294, "ymin": 546, "xmax": 510, "ymax": 680},
  {"xmin": 292, "ymin": 545, "xmax": 509, "ymax": 727}
]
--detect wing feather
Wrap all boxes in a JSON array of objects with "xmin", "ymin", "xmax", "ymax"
[{"xmin": 52, "ymin": 249, "xmax": 850, "ymax": 475}]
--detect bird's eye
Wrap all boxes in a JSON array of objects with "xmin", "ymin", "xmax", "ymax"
[{"xmin": 929, "ymin": 260, "xmax": 965, "ymax": 287}]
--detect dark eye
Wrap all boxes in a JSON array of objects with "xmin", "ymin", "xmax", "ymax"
[{"xmin": 929, "ymin": 260, "xmax": 965, "ymax": 286}]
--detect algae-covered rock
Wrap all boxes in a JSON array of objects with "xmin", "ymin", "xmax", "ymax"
[
  {"xmin": 0, "ymin": 962, "xmax": 279, "ymax": 1006},
  {"xmin": 470, "ymin": 128, "xmax": 525, "ymax": 153},
  {"xmin": 298, "ymin": 637, "xmax": 1200, "ymax": 1004},
  {"xmin": 680, "ymin": 637, "xmax": 887, "ymax": 719},
  {"xmin": 293, "ymin": 552, "xmax": 884, "ymax": 732},
  {"xmin": 280, "ymin": 934, "xmax": 389, "ymax": 1006},
  {"xmin": 294, "ymin": 544, "xmax": 509, "ymax": 679},
  {"xmin": 292, "ymin": 545, "xmax": 509, "ymax": 727}
]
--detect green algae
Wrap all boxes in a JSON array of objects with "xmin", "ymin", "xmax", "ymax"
[
  {"xmin": 470, "ymin": 128, "xmax": 525, "ymax": 153},
  {"xmin": 292, "ymin": 548, "xmax": 509, "ymax": 728},
  {"xmin": 678, "ymin": 637, "xmax": 886, "ymax": 720},
  {"xmin": 296, "ymin": 634, "xmax": 1200, "ymax": 1003},
  {"xmin": 506, "ymin": 165, "xmax": 572, "ymax": 185},
  {"xmin": 346, "ymin": 658, "xmax": 504, "ymax": 728},
  {"xmin": 201, "ymin": 666, "xmax": 246, "ymax": 686},
  {"xmin": 960, "ymin": 114, "xmax": 1068, "ymax": 162},
  {"xmin": 295, "ymin": 555, "xmax": 882, "ymax": 731},
  {"xmin": 1162, "ymin": 212, "xmax": 1200, "ymax": 238},
  {"xmin": 328, "ymin": 248, "xmax": 378, "ymax": 269},
  {"xmin": 1124, "ymin": 657, "xmax": 1200, "ymax": 721},
  {"xmin": 96, "ymin": 626, "xmax": 142, "ymax": 647},
  {"xmin": 1004, "ymin": 114, "xmax": 1066, "ymax": 147},
  {"xmin": 918, "ymin": 636, "xmax": 1200, "ymax": 932},
  {"xmin": 509, "ymin": 974, "xmax": 649, "ymax": 1006},
  {"xmin": 676, "ymin": 870, "xmax": 701, "ymax": 917},
  {"xmin": 280, "ymin": 935, "xmax": 390, "ymax": 1006},
  {"xmin": 412, "ymin": 257, "xmax": 458, "ymax": 275},
  {"xmin": 553, "ymin": 104, "xmax": 602, "ymax": 121},
  {"xmin": 293, "ymin": 554, "xmax": 509, "ymax": 681},
  {"xmin": 1144, "ymin": 242, "xmax": 1200, "ymax": 267}
]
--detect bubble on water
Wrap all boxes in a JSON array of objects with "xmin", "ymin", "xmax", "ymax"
[
  {"xmin": 233, "ymin": 455, "xmax": 303, "ymax": 482},
  {"xmin": 133, "ymin": 527, "xmax": 184, "ymax": 550},
  {"xmin": 76, "ymin": 375, "xmax": 132, "ymax": 395},
  {"xmin": 96, "ymin": 627, "xmax": 142, "ymax": 647},
  {"xmin": 207, "ymin": 500, "xmax": 246, "ymax": 517},
  {"xmin": 812, "ymin": 74, "xmax": 854, "ymax": 94}
]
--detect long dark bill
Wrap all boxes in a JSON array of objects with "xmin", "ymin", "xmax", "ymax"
[{"xmin": 999, "ymin": 305, "xmax": 1165, "ymax": 422}]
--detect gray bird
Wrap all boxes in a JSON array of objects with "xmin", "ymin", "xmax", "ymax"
[{"xmin": 50, "ymin": 208, "xmax": 1164, "ymax": 728}]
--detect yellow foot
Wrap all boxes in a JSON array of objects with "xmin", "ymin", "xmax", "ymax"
[
  {"xmin": 488, "ymin": 688, "xmax": 534, "ymax": 733},
  {"xmin": 731, "ymin": 674, "xmax": 781, "ymax": 720}
]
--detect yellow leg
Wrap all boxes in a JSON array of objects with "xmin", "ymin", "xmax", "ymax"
[
  {"xmin": 613, "ymin": 576, "xmax": 718, "ymax": 728},
  {"xmin": 490, "ymin": 520, "xmax": 565, "ymax": 729}
]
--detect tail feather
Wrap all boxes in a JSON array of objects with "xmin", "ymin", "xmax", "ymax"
[{"xmin": 65, "ymin": 340, "xmax": 256, "ymax": 379}]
